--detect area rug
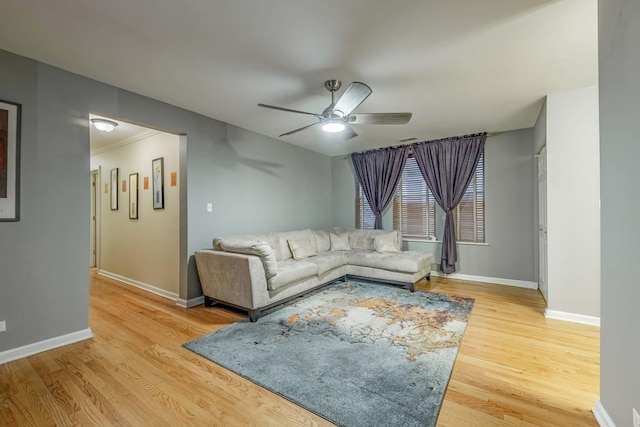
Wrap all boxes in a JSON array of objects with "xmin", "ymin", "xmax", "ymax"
[{"xmin": 183, "ymin": 280, "xmax": 474, "ymax": 427}]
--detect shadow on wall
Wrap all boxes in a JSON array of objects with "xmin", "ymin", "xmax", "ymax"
[
  {"xmin": 235, "ymin": 157, "xmax": 283, "ymax": 177},
  {"xmin": 210, "ymin": 124, "xmax": 284, "ymax": 178}
]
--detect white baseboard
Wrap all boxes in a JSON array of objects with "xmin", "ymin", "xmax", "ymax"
[
  {"xmin": 545, "ymin": 309, "xmax": 601, "ymax": 327},
  {"xmin": 430, "ymin": 271, "xmax": 538, "ymax": 290},
  {"xmin": 176, "ymin": 296, "xmax": 205, "ymax": 308},
  {"xmin": 0, "ymin": 328, "xmax": 93, "ymax": 365},
  {"xmin": 593, "ymin": 400, "xmax": 616, "ymax": 427},
  {"xmin": 99, "ymin": 270, "xmax": 178, "ymax": 302}
]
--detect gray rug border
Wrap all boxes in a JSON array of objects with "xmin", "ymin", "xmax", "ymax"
[{"xmin": 187, "ymin": 340, "xmax": 342, "ymax": 425}]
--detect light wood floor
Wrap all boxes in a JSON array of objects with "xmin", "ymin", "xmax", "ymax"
[{"xmin": 0, "ymin": 270, "xmax": 599, "ymax": 426}]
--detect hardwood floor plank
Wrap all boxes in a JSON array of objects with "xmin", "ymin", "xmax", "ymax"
[
  {"xmin": 0, "ymin": 271, "xmax": 599, "ymax": 426},
  {"xmin": 420, "ymin": 278, "xmax": 599, "ymax": 426},
  {"xmin": 3, "ymin": 363, "xmax": 56, "ymax": 426}
]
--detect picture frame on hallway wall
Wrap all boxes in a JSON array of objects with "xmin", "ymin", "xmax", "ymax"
[
  {"xmin": 152, "ymin": 157, "xmax": 164, "ymax": 210},
  {"xmin": 129, "ymin": 173, "xmax": 138, "ymax": 220},
  {"xmin": 0, "ymin": 99, "xmax": 21, "ymax": 222},
  {"xmin": 110, "ymin": 168, "xmax": 118, "ymax": 210}
]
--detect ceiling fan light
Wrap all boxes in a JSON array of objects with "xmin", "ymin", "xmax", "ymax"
[
  {"xmin": 322, "ymin": 120, "xmax": 346, "ymax": 133},
  {"xmin": 91, "ymin": 118, "xmax": 118, "ymax": 132}
]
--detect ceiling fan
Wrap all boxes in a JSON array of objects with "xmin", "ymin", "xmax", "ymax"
[{"xmin": 258, "ymin": 80, "xmax": 412, "ymax": 140}]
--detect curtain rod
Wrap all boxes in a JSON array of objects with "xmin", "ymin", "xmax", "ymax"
[{"xmin": 351, "ymin": 131, "xmax": 489, "ymax": 156}]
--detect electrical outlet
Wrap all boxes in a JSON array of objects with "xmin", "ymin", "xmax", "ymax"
[
  {"xmin": 633, "ymin": 408, "xmax": 640, "ymax": 427},
  {"xmin": 0, "ymin": 321, "xmax": 6, "ymax": 332}
]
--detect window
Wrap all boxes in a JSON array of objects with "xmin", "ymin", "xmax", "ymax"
[
  {"xmin": 393, "ymin": 156, "xmax": 436, "ymax": 239},
  {"xmin": 452, "ymin": 151, "xmax": 485, "ymax": 243},
  {"xmin": 355, "ymin": 182, "xmax": 375, "ymax": 229},
  {"xmin": 355, "ymin": 150, "xmax": 485, "ymax": 243},
  {"xmin": 354, "ymin": 156, "xmax": 437, "ymax": 235}
]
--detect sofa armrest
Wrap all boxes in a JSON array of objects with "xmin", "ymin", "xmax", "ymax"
[{"xmin": 194, "ymin": 250, "xmax": 270, "ymax": 311}]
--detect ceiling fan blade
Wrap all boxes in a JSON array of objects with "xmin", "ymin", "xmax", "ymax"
[
  {"xmin": 258, "ymin": 103, "xmax": 322, "ymax": 118},
  {"xmin": 332, "ymin": 82, "xmax": 372, "ymax": 116},
  {"xmin": 343, "ymin": 125, "xmax": 358, "ymax": 140},
  {"xmin": 348, "ymin": 112, "xmax": 413, "ymax": 125},
  {"xmin": 279, "ymin": 122, "xmax": 318, "ymax": 137}
]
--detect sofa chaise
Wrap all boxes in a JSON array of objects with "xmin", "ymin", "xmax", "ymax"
[{"xmin": 194, "ymin": 227, "xmax": 435, "ymax": 321}]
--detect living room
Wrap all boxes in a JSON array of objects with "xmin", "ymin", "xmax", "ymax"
[{"xmin": 0, "ymin": 0, "xmax": 638, "ymax": 426}]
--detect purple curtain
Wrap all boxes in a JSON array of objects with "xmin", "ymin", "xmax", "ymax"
[
  {"xmin": 351, "ymin": 146, "xmax": 410, "ymax": 229},
  {"xmin": 411, "ymin": 133, "xmax": 487, "ymax": 273}
]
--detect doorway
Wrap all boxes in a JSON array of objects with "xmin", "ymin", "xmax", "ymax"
[{"xmin": 89, "ymin": 115, "xmax": 182, "ymax": 299}]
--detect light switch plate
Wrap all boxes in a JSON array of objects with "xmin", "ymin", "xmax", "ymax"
[
  {"xmin": 206, "ymin": 203, "xmax": 213, "ymax": 213},
  {"xmin": 0, "ymin": 321, "xmax": 6, "ymax": 332}
]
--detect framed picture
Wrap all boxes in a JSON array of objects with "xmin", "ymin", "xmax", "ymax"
[
  {"xmin": 110, "ymin": 168, "xmax": 118, "ymax": 210},
  {"xmin": 0, "ymin": 99, "xmax": 21, "ymax": 222},
  {"xmin": 152, "ymin": 157, "xmax": 164, "ymax": 209},
  {"xmin": 129, "ymin": 173, "xmax": 138, "ymax": 219}
]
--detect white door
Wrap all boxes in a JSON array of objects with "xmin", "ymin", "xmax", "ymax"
[
  {"xmin": 90, "ymin": 171, "xmax": 97, "ymax": 268},
  {"xmin": 538, "ymin": 147, "xmax": 548, "ymax": 302}
]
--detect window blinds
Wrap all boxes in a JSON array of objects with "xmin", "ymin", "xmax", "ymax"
[{"xmin": 393, "ymin": 156, "xmax": 436, "ymax": 239}]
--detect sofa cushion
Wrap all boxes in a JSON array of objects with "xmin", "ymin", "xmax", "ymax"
[
  {"xmin": 276, "ymin": 230, "xmax": 316, "ymax": 260},
  {"xmin": 312, "ymin": 229, "xmax": 332, "ymax": 252},
  {"xmin": 307, "ymin": 251, "xmax": 350, "ymax": 275},
  {"xmin": 348, "ymin": 250, "xmax": 430, "ymax": 274},
  {"xmin": 347, "ymin": 229, "xmax": 377, "ymax": 250},
  {"xmin": 218, "ymin": 240, "xmax": 278, "ymax": 279},
  {"xmin": 262, "ymin": 234, "xmax": 291, "ymax": 262},
  {"xmin": 329, "ymin": 232, "xmax": 351, "ymax": 251},
  {"xmin": 288, "ymin": 237, "xmax": 317, "ymax": 260},
  {"xmin": 373, "ymin": 231, "xmax": 400, "ymax": 253},
  {"xmin": 267, "ymin": 260, "xmax": 319, "ymax": 291}
]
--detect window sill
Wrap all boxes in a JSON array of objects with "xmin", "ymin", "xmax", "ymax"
[{"xmin": 402, "ymin": 238, "xmax": 489, "ymax": 246}]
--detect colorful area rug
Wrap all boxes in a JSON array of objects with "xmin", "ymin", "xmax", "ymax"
[{"xmin": 184, "ymin": 280, "xmax": 474, "ymax": 427}]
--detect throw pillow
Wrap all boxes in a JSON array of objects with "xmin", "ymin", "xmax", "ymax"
[
  {"xmin": 373, "ymin": 231, "xmax": 400, "ymax": 253},
  {"xmin": 329, "ymin": 232, "xmax": 351, "ymax": 251},
  {"xmin": 288, "ymin": 238, "xmax": 317, "ymax": 260},
  {"xmin": 219, "ymin": 240, "xmax": 278, "ymax": 279},
  {"xmin": 312, "ymin": 229, "xmax": 332, "ymax": 253}
]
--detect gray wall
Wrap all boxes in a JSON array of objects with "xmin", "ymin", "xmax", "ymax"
[
  {"xmin": 332, "ymin": 129, "xmax": 536, "ymax": 282},
  {"xmin": 0, "ymin": 50, "xmax": 91, "ymax": 351},
  {"xmin": 0, "ymin": 49, "xmax": 332, "ymax": 352},
  {"xmin": 545, "ymin": 86, "xmax": 600, "ymax": 318},
  {"xmin": 599, "ymin": 0, "xmax": 640, "ymax": 424}
]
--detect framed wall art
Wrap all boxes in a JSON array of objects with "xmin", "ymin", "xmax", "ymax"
[
  {"xmin": 152, "ymin": 157, "xmax": 164, "ymax": 210},
  {"xmin": 0, "ymin": 99, "xmax": 21, "ymax": 222},
  {"xmin": 129, "ymin": 173, "xmax": 138, "ymax": 219},
  {"xmin": 110, "ymin": 168, "xmax": 119, "ymax": 210}
]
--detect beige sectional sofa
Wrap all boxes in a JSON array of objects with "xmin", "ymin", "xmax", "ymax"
[{"xmin": 194, "ymin": 227, "xmax": 434, "ymax": 321}]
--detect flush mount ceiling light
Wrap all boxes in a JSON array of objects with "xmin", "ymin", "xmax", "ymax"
[
  {"xmin": 321, "ymin": 119, "xmax": 346, "ymax": 133},
  {"xmin": 91, "ymin": 118, "xmax": 118, "ymax": 132}
]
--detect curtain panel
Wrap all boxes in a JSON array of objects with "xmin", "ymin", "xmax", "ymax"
[
  {"xmin": 351, "ymin": 146, "xmax": 410, "ymax": 229},
  {"xmin": 411, "ymin": 133, "xmax": 487, "ymax": 273}
]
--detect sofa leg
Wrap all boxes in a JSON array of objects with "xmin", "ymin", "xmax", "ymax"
[
  {"xmin": 248, "ymin": 309, "xmax": 261, "ymax": 322},
  {"xmin": 426, "ymin": 273, "xmax": 431, "ymax": 281},
  {"xmin": 204, "ymin": 296, "xmax": 216, "ymax": 307},
  {"xmin": 407, "ymin": 282, "xmax": 416, "ymax": 292}
]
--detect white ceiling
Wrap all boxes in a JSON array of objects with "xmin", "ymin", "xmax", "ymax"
[
  {"xmin": 1, "ymin": 0, "xmax": 597, "ymax": 156},
  {"xmin": 89, "ymin": 115, "xmax": 158, "ymax": 153}
]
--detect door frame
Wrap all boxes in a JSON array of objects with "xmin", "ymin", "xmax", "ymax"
[
  {"xmin": 90, "ymin": 167, "xmax": 101, "ymax": 269},
  {"xmin": 537, "ymin": 147, "xmax": 548, "ymax": 303}
]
